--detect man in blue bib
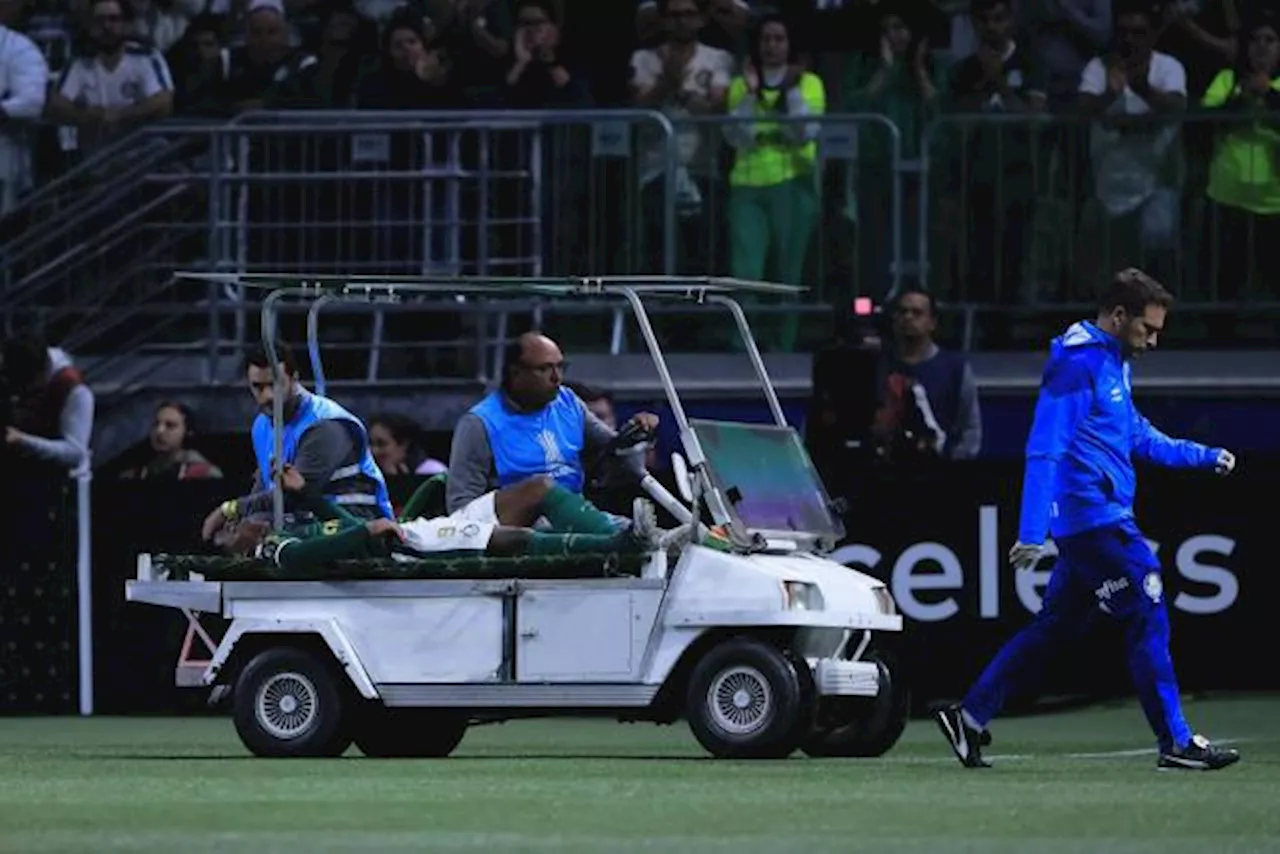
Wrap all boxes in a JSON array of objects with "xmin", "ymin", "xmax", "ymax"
[
  {"xmin": 445, "ymin": 332, "xmax": 659, "ymax": 525},
  {"xmin": 201, "ymin": 343, "xmax": 393, "ymax": 541}
]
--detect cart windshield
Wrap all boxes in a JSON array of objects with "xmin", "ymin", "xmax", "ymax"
[{"xmin": 689, "ymin": 419, "xmax": 844, "ymax": 542}]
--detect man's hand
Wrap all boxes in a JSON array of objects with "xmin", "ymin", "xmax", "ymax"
[
  {"xmin": 1214, "ymin": 449, "xmax": 1236, "ymax": 476},
  {"xmin": 1106, "ymin": 60, "xmax": 1128, "ymax": 94},
  {"xmin": 201, "ymin": 504, "xmax": 229, "ymax": 541},
  {"xmin": 1008, "ymin": 541, "xmax": 1044, "ymax": 572},
  {"xmin": 629, "ymin": 412, "xmax": 660, "ymax": 433},
  {"xmin": 365, "ymin": 518, "xmax": 405, "ymax": 541},
  {"xmin": 279, "ymin": 464, "xmax": 306, "ymax": 492},
  {"xmin": 4, "ymin": 426, "xmax": 24, "ymax": 446}
]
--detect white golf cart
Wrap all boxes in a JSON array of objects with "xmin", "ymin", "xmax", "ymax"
[{"xmin": 125, "ymin": 275, "xmax": 905, "ymax": 760}]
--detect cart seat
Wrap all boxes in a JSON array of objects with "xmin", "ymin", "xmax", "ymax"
[{"xmin": 150, "ymin": 551, "xmax": 646, "ymax": 581}]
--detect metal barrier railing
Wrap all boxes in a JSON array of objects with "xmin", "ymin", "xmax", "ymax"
[
  {"xmin": 8, "ymin": 108, "xmax": 1280, "ymax": 366},
  {"xmin": 917, "ymin": 110, "xmax": 1280, "ymax": 322}
]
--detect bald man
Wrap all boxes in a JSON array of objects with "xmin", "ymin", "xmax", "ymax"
[{"xmin": 445, "ymin": 332, "xmax": 660, "ymax": 518}]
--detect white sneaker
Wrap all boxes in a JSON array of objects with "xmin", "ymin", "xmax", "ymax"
[{"xmin": 630, "ymin": 498, "xmax": 661, "ymax": 551}]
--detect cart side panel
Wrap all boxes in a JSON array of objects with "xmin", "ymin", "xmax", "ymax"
[{"xmin": 226, "ymin": 596, "xmax": 506, "ymax": 684}]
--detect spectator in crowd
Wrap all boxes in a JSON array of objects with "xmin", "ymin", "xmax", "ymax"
[
  {"xmin": 445, "ymin": 331, "xmax": 658, "ymax": 514},
  {"xmin": 424, "ymin": 0, "xmax": 513, "ymax": 94},
  {"xmin": 0, "ymin": 0, "xmax": 49, "ymax": 217},
  {"xmin": 1029, "ymin": 0, "xmax": 1112, "ymax": 111},
  {"xmin": 45, "ymin": 0, "xmax": 174, "ymax": 152},
  {"xmin": 273, "ymin": 0, "xmax": 377, "ymax": 107},
  {"xmin": 1200, "ymin": 8, "xmax": 1280, "ymax": 315},
  {"xmin": 368, "ymin": 411, "xmax": 448, "ymax": 477},
  {"xmin": 1077, "ymin": 0, "xmax": 1185, "ymax": 292},
  {"xmin": 119, "ymin": 400, "xmax": 224, "ymax": 479},
  {"xmin": 127, "ymin": 0, "xmax": 203, "ymax": 54},
  {"xmin": 933, "ymin": 0, "xmax": 1023, "ymax": 64},
  {"xmin": 1159, "ymin": 0, "xmax": 1238, "ymax": 99},
  {"xmin": 844, "ymin": 9, "xmax": 947, "ymax": 298},
  {"xmin": 722, "ymin": 13, "xmax": 822, "ymax": 352},
  {"xmin": 565, "ymin": 379, "xmax": 616, "ymax": 429},
  {"xmin": 637, "ymin": 0, "xmax": 747, "ymax": 53},
  {"xmin": 502, "ymin": 0, "xmax": 590, "ymax": 107},
  {"xmin": 630, "ymin": 0, "xmax": 734, "ymax": 275},
  {"xmin": 945, "ymin": 0, "xmax": 1045, "ymax": 306},
  {"xmin": 723, "ymin": 15, "xmax": 821, "ymax": 282},
  {"xmin": 1, "ymin": 334, "xmax": 95, "ymax": 478},
  {"xmin": 223, "ymin": 0, "xmax": 314, "ymax": 112},
  {"xmin": 165, "ymin": 12, "xmax": 231, "ymax": 116},
  {"xmin": 871, "ymin": 287, "xmax": 982, "ymax": 461},
  {"xmin": 355, "ymin": 8, "xmax": 459, "ymax": 107}
]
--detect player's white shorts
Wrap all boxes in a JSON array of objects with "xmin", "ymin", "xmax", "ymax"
[{"xmin": 396, "ymin": 491, "xmax": 500, "ymax": 556}]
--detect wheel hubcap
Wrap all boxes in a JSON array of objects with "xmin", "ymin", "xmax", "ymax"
[
  {"xmin": 256, "ymin": 672, "xmax": 319, "ymax": 740},
  {"xmin": 707, "ymin": 665, "xmax": 773, "ymax": 736}
]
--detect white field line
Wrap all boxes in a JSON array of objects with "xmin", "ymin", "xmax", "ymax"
[{"xmin": 881, "ymin": 738, "xmax": 1248, "ymax": 764}]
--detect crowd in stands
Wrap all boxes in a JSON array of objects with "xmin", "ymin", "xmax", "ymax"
[{"xmin": 2, "ymin": 0, "xmax": 1277, "ymax": 315}]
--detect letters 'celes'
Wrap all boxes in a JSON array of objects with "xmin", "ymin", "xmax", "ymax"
[{"xmin": 829, "ymin": 505, "xmax": 1238, "ymax": 622}]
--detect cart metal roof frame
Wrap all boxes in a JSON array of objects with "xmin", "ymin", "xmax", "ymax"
[{"xmin": 176, "ymin": 272, "xmax": 809, "ymax": 547}]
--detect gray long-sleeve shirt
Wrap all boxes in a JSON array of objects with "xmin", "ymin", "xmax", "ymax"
[
  {"xmin": 236, "ymin": 417, "xmax": 361, "ymax": 517},
  {"xmin": 445, "ymin": 390, "xmax": 642, "ymax": 513}
]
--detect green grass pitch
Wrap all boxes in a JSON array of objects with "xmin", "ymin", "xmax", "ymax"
[{"xmin": 1, "ymin": 694, "xmax": 1277, "ymax": 853}]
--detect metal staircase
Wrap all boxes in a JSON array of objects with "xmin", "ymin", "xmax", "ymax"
[{"xmin": 0, "ymin": 124, "xmax": 216, "ymax": 356}]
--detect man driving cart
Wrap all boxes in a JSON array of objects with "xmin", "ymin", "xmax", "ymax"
[{"xmin": 446, "ymin": 332, "xmax": 661, "ymax": 523}]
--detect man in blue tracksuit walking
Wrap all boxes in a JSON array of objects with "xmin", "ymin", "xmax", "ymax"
[{"xmin": 934, "ymin": 269, "xmax": 1241, "ymax": 771}]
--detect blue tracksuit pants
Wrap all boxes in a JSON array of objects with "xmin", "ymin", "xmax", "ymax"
[{"xmin": 962, "ymin": 518, "xmax": 1194, "ymax": 752}]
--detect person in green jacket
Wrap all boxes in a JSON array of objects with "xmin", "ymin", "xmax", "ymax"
[
  {"xmin": 214, "ymin": 466, "xmax": 665, "ymax": 572},
  {"xmin": 722, "ymin": 14, "xmax": 826, "ymax": 352}
]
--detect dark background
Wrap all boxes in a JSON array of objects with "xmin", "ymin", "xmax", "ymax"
[{"xmin": 4, "ymin": 450, "xmax": 1269, "ymax": 717}]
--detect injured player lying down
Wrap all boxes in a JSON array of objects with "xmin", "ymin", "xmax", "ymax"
[{"xmin": 214, "ymin": 469, "xmax": 663, "ymax": 572}]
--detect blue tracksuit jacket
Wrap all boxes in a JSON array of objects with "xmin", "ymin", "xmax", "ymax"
[{"xmin": 1017, "ymin": 321, "xmax": 1223, "ymax": 544}]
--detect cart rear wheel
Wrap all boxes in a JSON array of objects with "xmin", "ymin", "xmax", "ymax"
[
  {"xmin": 232, "ymin": 647, "xmax": 352, "ymax": 758},
  {"xmin": 685, "ymin": 637, "xmax": 811, "ymax": 759},
  {"xmin": 354, "ymin": 707, "xmax": 469, "ymax": 758}
]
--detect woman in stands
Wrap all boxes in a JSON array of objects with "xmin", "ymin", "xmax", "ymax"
[
  {"xmin": 368, "ymin": 412, "xmax": 448, "ymax": 477},
  {"xmin": 119, "ymin": 400, "xmax": 224, "ymax": 480}
]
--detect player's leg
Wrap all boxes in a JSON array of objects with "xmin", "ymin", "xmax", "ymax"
[
  {"xmin": 398, "ymin": 474, "xmax": 447, "ymax": 521},
  {"xmin": 1104, "ymin": 521, "xmax": 1240, "ymax": 770},
  {"xmin": 936, "ymin": 540, "xmax": 1093, "ymax": 768},
  {"xmin": 494, "ymin": 498, "xmax": 661, "ymax": 557},
  {"xmin": 474, "ymin": 476, "xmax": 624, "ymax": 535}
]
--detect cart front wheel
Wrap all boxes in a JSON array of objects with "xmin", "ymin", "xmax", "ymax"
[
  {"xmin": 233, "ymin": 647, "xmax": 352, "ymax": 758},
  {"xmin": 802, "ymin": 653, "xmax": 909, "ymax": 758},
  {"xmin": 685, "ymin": 637, "xmax": 810, "ymax": 759}
]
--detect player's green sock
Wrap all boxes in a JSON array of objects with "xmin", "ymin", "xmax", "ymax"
[
  {"xmin": 538, "ymin": 485, "xmax": 619, "ymax": 535},
  {"xmin": 399, "ymin": 475, "xmax": 447, "ymax": 521},
  {"xmin": 525, "ymin": 531, "xmax": 637, "ymax": 557}
]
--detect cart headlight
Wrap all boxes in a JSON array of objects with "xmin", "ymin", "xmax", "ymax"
[
  {"xmin": 873, "ymin": 587, "xmax": 897, "ymax": 616},
  {"xmin": 782, "ymin": 581, "xmax": 823, "ymax": 611}
]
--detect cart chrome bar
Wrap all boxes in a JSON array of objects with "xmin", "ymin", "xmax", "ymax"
[{"xmin": 180, "ymin": 272, "xmax": 804, "ymax": 538}]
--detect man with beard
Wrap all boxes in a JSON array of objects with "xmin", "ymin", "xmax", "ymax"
[
  {"xmin": 200, "ymin": 342, "xmax": 393, "ymax": 543},
  {"xmin": 933, "ymin": 269, "xmax": 1241, "ymax": 772},
  {"xmin": 45, "ymin": 0, "xmax": 173, "ymax": 150}
]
